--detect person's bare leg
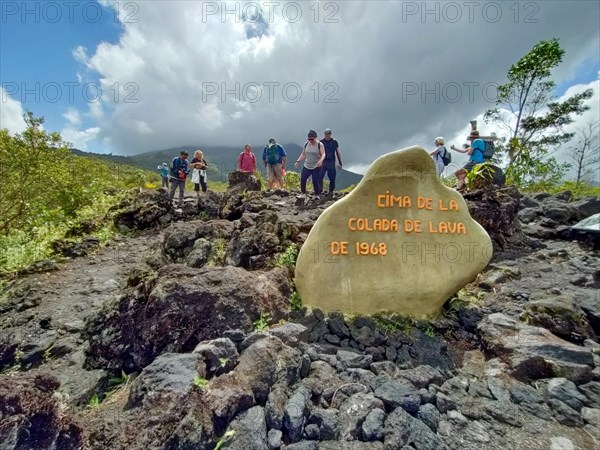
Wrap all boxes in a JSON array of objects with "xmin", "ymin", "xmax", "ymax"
[{"xmin": 455, "ymin": 169, "xmax": 466, "ymax": 190}]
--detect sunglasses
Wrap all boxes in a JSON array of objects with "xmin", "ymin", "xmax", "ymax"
[{"xmin": 308, "ymin": 137, "xmax": 315, "ymax": 140}]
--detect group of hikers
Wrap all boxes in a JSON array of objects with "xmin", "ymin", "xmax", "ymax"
[
  {"xmin": 251, "ymin": 129, "xmax": 343, "ymax": 194},
  {"xmin": 157, "ymin": 149, "xmax": 208, "ymax": 206},
  {"xmin": 158, "ymin": 125, "xmax": 491, "ymax": 206},
  {"xmin": 158, "ymin": 128, "xmax": 343, "ymax": 206},
  {"xmin": 429, "ymin": 129, "xmax": 493, "ymax": 190}
]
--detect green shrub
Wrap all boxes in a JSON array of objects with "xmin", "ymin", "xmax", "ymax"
[
  {"xmin": 523, "ymin": 180, "xmax": 600, "ymax": 200},
  {"xmin": 290, "ymin": 291, "xmax": 302, "ymax": 311},
  {"xmin": 0, "ymin": 112, "xmax": 156, "ymax": 275},
  {"xmin": 206, "ymin": 239, "xmax": 227, "ymax": 266},
  {"xmin": 284, "ymin": 171, "xmax": 300, "ymax": 191},
  {"xmin": 253, "ymin": 312, "xmax": 272, "ymax": 331},
  {"xmin": 272, "ymin": 244, "xmax": 298, "ymax": 269}
]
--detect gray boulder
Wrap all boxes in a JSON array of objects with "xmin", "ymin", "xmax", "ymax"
[
  {"xmin": 220, "ymin": 406, "xmax": 268, "ymax": 450},
  {"xmin": 374, "ymin": 379, "xmax": 421, "ymax": 414},
  {"xmin": 361, "ymin": 408, "xmax": 386, "ymax": 441},
  {"xmin": 113, "ymin": 189, "xmax": 172, "ymax": 231},
  {"xmin": 522, "ymin": 296, "xmax": 592, "ymax": 343},
  {"xmin": 84, "ymin": 265, "xmax": 292, "ymax": 372},
  {"xmin": 478, "ymin": 313, "xmax": 594, "ymax": 383},
  {"xmin": 548, "ymin": 378, "xmax": 589, "ymax": 411},
  {"xmin": 383, "ymin": 407, "xmax": 445, "ymax": 450},
  {"xmin": 194, "ymin": 337, "xmax": 239, "ymax": 376},
  {"xmin": 284, "ymin": 386, "xmax": 311, "ymax": 443},
  {"xmin": 571, "ymin": 198, "xmax": 600, "ymax": 221},
  {"xmin": 228, "ymin": 171, "xmax": 262, "ymax": 192},
  {"xmin": 338, "ymin": 392, "xmax": 385, "ymax": 441},
  {"xmin": 309, "ymin": 408, "xmax": 339, "ymax": 440},
  {"xmin": 127, "ymin": 353, "xmax": 204, "ymax": 408},
  {"xmin": 185, "ymin": 238, "xmax": 213, "ymax": 268}
]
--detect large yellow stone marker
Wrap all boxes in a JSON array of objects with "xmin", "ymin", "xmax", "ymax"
[{"xmin": 294, "ymin": 146, "xmax": 493, "ymax": 319}]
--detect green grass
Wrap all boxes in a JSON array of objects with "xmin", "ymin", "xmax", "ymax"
[
  {"xmin": 214, "ymin": 431, "xmax": 236, "ymax": 450},
  {"xmin": 193, "ymin": 373, "xmax": 209, "ymax": 389},
  {"xmin": 339, "ymin": 183, "xmax": 357, "ymax": 193},
  {"xmin": 522, "ymin": 180, "xmax": 600, "ymax": 200},
  {"xmin": 372, "ymin": 313, "xmax": 415, "ymax": 334},
  {"xmin": 0, "ymin": 190, "xmax": 127, "ymax": 276},
  {"xmin": 253, "ymin": 312, "xmax": 272, "ymax": 331},
  {"xmin": 87, "ymin": 393, "xmax": 101, "ymax": 409},
  {"xmin": 206, "ymin": 238, "xmax": 227, "ymax": 266},
  {"xmin": 371, "ymin": 313, "xmax": 438, "ymax": 337},
  {"xmin": 440, "ymin": 176, "xmax": 456, "ymax": 188},
  {"xmin": 290, "ymin": 291, "xmax": 302, "ymax": 311},
  {"xmin": 272, "ymin": 244, "xmax": 298, "ymax": 269},
  {"xmin": 205, "ymin": 180, "xmax": 229, "ymax": 193},
  {"xmin": 445, "ymin": 288, "xmax": 483, "ymax": 317}
]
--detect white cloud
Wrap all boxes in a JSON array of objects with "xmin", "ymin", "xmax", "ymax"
[
  {"xmin": 61, "ymin": 125, "xmax": 101, "ymax": 150},
  {"xmin": 72, "ymin": 45, "xmax": 89, "ymax": 65},
  {"xmin": 554, "ymin": 79, "xmax": 600, "ymax": 181},
  {"xmin": 72, "ymin": 0, "xmax": 599, "ymax": 166},
  {"xmin": 0, "ymin": 87, "xmax": 27, "ymax": 134},
  {"xmin": 63, "ymin": 108, "xmax": 81, "ymax": 126},
  {"xmin": 134, "ymin": 120, "xmax": 153, "ymax": 135},
  {"xmin": 88, "ymin": 101, "xmax": 104, "ymax": 121}
]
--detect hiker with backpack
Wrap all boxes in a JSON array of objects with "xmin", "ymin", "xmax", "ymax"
[
  {"xmin": 157, "ymin": 162, "xmax": 169, "ymax": 188},
  {"xmin": 262, "ymin": 138, "xmax": 287, "ymax": 190},
  {"xmin": 320, "ymin": 128, "xmax": 343, "ymax": 193},
  {"xmin": 237, "ymin": 144, "xmax": 257, "ymax": 173},
  {"xmin": 429, "ymin": 136, "xmax": 450, "ymax": 177},
  {"xmin": 169, "ymin": 151, "xmax": 190, "ymax": 206},
  {"xmin": 294, "ymin": 129, "xmax": 325, "ymax": 195},
  {"xmin": 450, "ymin": 130, "xmax": 486, "ymax": 190}
]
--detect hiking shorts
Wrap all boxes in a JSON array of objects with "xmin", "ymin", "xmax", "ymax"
[
  {"xmin": 462, "ymin": 161, "xmax": 478, "ymax": 173},
  {"xmin": 268, "ymin": 163, "xmax": 284, "ymax": 185}
]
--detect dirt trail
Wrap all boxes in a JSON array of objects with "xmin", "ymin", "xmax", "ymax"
[{"xmin": 0, "ymin": 230, "xmax": 162, "ymax": 405}]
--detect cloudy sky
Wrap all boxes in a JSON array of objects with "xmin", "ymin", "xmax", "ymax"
[{"xmin": 1, "ymin": 1, "xmax": 598, "ymax": 175}]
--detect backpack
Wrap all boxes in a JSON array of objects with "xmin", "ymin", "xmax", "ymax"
[
  {"xmin": 482, "ymin": 140, "xmax": 495, "ymax": 160},
  {"xmin": 241, "ymin": 152, "xmax": 255, "ymax": 167},
  {"xmin": 170, "ymin": 157, "xmax": 188, "ymax": 179},
  {"xmin": 440, "ymin": 146, "xmax": 451, "ymax": 166},
  {"xmin": 303, "ymin": 141, "xmax": 324, "ymax": 152},
  {"xmin": 266, "ymin": 144, "xmax": 279, "ymax": 165}
]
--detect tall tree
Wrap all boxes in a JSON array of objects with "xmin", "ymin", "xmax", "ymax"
[
  {"xmin": 568, "ymin": 120, "xmax": 600, "ymax": 184},
  {"xmin": 0, "ymin": 112, "xmax": 70, "ymax": 233},
  {"xmin": 484, "ymin": 39, "xmax": 593, "ymax": 187}
]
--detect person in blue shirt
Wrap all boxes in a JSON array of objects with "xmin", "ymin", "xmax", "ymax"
[
  {"xmin": 157, "ymin": 163, "xmax": 169, "ymax": 188},
  {"xmin": 169, "ymin": 151, "xmax": 190, "ymax": 207},
  {"xmin": 450, "ymin": 130, "xmax": 485, "ymax": 190}
]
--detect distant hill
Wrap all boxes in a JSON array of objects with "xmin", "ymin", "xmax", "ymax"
[{"xmin": 71, "ymin": 145, "xmax": 363, "ymax": 189}]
